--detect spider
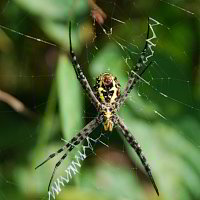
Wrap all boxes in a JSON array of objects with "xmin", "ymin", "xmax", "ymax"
[{"xmin": 35, "ymin": 18, "xmax": 159, "ymax": 196}]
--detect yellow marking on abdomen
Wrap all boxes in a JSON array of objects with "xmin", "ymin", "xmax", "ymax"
[
  {"xmin": 98, "ymin": 87, "xmax": 105, "ymax": 102},
  {"xmin": 110, "ymin": 80, "xmax": 118, "ymax": 103}
]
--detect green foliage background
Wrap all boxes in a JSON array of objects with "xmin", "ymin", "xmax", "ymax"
[{"xmin": 0, "ymin": 0, "xmax": 199, "ymax": 200}]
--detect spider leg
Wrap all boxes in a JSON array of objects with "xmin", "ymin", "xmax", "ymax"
[
  {"xmin": 35, "ymin": 115, "xmax": 103, "ymax": 191},
  {"xmin": 48, "ymin": 152, "xmax": 68, "ymax": 191},
  {"xmin": 116, "ymin": 116, "xmax": 159, "ymax": 196},
  {"xmin": 69, "ymin": 22, "xmax": 101, "ymax": 110},
  {"xmin": 118, "ymin": 18, "xmax": 153, "ymax": 108},
  {"xmin": 35, "ymin": 144, "xmax": 69, "ymax": 170}
]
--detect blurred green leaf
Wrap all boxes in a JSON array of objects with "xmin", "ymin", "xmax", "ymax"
[
  {"xmin": 56, "ymin": 54, "xmax": 83, "ymax": 140},
  {"xmin": 14, "ymin": 0, "xmax": 88, "ymax": 20}
]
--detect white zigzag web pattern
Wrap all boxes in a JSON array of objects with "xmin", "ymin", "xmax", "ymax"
[{"xmin": 48, "ymin": 134, "xmax": 108, "ymax": 200}]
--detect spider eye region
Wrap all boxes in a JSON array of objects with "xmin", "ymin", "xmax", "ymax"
[
  {"xmin": 103, "ymin": 74, "xmax": 113, "ymax": 86},
  {"xmin": 95, "ymin": 73, "xmax": 121, "ymax": 104}
]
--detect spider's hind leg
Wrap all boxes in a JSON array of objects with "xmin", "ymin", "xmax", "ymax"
[
  {"xmin": 35, "ymin": 116, "xmax": 103, "ymax": 191},
  {"xmin": 116, "ymin": 116, "xmax": 159, "ymax": 196}
]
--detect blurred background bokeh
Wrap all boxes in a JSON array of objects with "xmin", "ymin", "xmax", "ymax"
[{"xmin": 0, "ymin": 0, "xmax": 200, "ymax": 200}]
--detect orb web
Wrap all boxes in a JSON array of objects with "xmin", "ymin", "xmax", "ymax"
[{"xmin": 0, "ymin": 0, "xmax": 200, "ymax": 200}]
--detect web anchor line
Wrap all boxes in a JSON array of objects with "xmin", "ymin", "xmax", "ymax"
[{"xmin": 0, "ymin": 24, "xmax": 65, "ymax": 50}]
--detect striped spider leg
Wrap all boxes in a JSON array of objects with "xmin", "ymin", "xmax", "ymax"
[
  {"xmin": 35, "ymin": 115, "xmax": 103, "ymax": 191},
  {"xmin": 69, "ymin": 22, "xmax": 102, "ymax": 111},
  {"xmin": 116, "ymin": 115, "xmax": 159, "ymax": 196},
  {"xmin": 118, "ymin": 17, "xmax": 152, "ymax": 109}
]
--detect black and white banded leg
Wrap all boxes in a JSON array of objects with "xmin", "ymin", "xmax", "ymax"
[
  {"xmin": 35, "ymin": 116, "xmax": 103, "ymax": 191},
  {"xmin": 118, "ymin": 18, "xmax": 152, "ymax": 108},
  {"xmin": 116, "ymin": 116, "xmax": 159, "ymax": 196},
  {"xmin": 69, "ymin": 22, "xmax": 101, "ymax": 110}
]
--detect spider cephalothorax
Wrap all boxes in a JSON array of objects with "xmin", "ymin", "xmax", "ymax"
[
  {"xmin": 35, "ymin": 18, "xmax": 159, "ymax": 196},
  {"xmin": 94, "ymin": 73, "xmax": 120, "ymax": 104},
  {"xmin": 94, "ymin": 73, "xmax": 120, "ymax": 131}
]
